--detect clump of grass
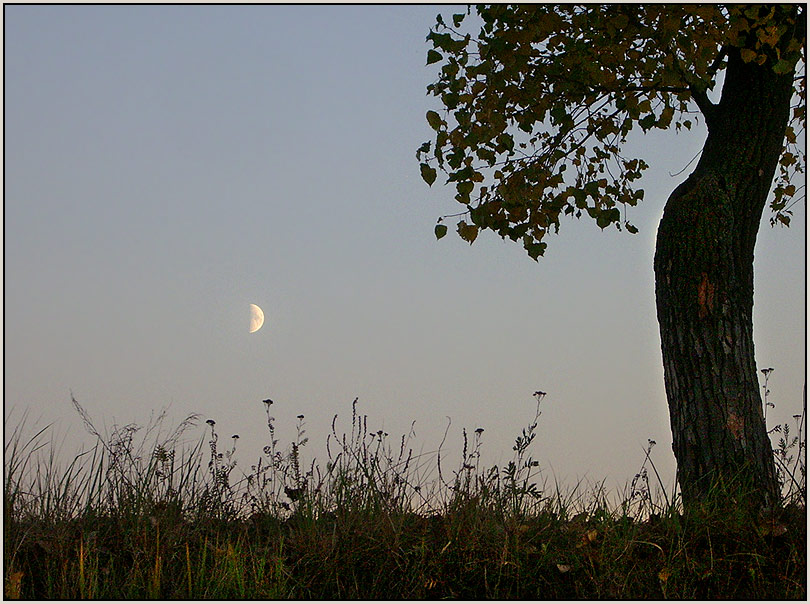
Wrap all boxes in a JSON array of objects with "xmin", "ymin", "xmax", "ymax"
[
  {"xmin": 4, "ymin": 383, "xmax": 806, "ymax": 599},
  {"xmin": 762, "ymin": 368, "xmax": 806, "ymax": 507}
]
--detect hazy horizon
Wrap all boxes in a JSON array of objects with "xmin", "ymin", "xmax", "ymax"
[{"xmin": 5, "ymin": 5, "xmax": 806, "ymax": 495}]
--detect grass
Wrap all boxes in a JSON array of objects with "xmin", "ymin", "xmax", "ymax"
[{"xmin": 4, "ymin": 388, "xmax": 806, "ymax": 599}]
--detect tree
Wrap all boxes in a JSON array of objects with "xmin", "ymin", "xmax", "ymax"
[{"xmin": 418, "ymin": 5, "xmax": 805, "ymax": 510}]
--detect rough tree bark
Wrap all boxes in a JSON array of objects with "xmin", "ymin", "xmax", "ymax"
[{"xmin": 653, "ymin": 37, "xmax": 797, "ymax": 509}]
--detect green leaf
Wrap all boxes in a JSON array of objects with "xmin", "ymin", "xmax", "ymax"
[
  {"xmin": 525, "ymin": 241, "xmax": 547, "ymax": 260},
  {"xmin": 496, "ymin": 133, "xmax": 515, "ymax": 152},
  {"xmin": 450, "ymin": 166, "xmax": 474, "ymax": 182},
  {"xmin": 435, "ymin": 223, "xmax": 448, "ymax": 239},
  {"xmin": 426, "ymin": 110, "xmax": 443, "ymax": 131},
  {"xmin": 420, "ymin": 163, "xmax": 437, "ymax": 186},
  {"xmin": 428, "ymin": 31, "xmax": 464, "ymax": 52},
  {"xmin": 456, "ymin": 180, "xmax": 474, "ymax": 196},
  {"xmin": 452, "ymin": 13, "xmax": 465, "ymax": 27},
  {"xmin": 427, "ymin": 49, "xmax": 443, "ymax": 65},
  {"xmin": 596, "ymin": 208, "xmax": 621, "ymax": 229},
  {"xmin": 443, "ymin": 91, "xmax": 460, "ymax": 109},
  {"xmin": 744, "ymin": 5, "xmax": 761, "ymax": 20},
  {"xmin": 639, "ymin": 114, "xmax": 657, "ymax": 131},
  {"xmin": 550, "ymin": 104, "xmax": 568, "ymax": 125},
  {"xmin": 571, "ymin": 188, "xmax": 587, "ymax": 209},
  {"xmin": 772, "ymin": 59, "xmax": 794, "ymax": 75}
]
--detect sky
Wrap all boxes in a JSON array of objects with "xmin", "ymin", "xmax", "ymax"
[{"xmin": 4, "ymin": 5, "xmax": 806, "ymax": 500}]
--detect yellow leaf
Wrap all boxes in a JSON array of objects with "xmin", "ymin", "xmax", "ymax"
[
  {"xmin": 740, "ymin": 48, "xmax": 758, "ymax": 63},
  {"xmin": 556, "ymin": 563, "xmax": 571, "ymax": 573},
  {"xmin": 658, "ymin": 105, "xmax": 675, "ymax": 128},
  {"xmin": 426, "ymin": 110, "xmax": 443, "ymax": 131},
  {"xmin": 658, "ymin": 568, "xmax": 670, "ymax": 583},
  {"xmin": 758, "ymin": 25, "xmax": 782, "ymax": 47}
]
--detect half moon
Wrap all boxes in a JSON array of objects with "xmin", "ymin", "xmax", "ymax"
[{"xmin": 249, "ymin": 304, "xmax": 265, "ymax": 333}]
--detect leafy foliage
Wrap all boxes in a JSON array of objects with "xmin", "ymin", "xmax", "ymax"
[{"xmin": 418, "ymin": 5, "xmax": 805, "ymax": 258}]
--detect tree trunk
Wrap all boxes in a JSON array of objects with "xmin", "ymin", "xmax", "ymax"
[{"xmin": 653, "ymin": 43, "xmax": 796, "ymax": 510}]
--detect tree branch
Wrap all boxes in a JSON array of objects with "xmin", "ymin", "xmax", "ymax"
[
  {"xmin": 707, "ymin": 46, "xmax": 728, "ymax": 80},
  {"xmin": 690, "ymin": 85, "xmax": 717, "ymax": 130}
]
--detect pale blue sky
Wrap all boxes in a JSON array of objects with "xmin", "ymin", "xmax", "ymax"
[{"xmin": 5, "ymin": 5, "xmax": 805, "ymax": 494}]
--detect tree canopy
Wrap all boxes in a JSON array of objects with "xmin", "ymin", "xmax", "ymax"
[{"xmin": 418, "ymin": 5, "xmax": 805, "ymax": 260}]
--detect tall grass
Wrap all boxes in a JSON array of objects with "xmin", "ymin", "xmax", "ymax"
[{"xmin": 4, "ymin": 383, "xmax": 806, "ymax": 599}]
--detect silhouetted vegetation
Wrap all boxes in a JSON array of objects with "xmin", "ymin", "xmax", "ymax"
[{"xmin": 4, "ymin": 388, "xmax": 805, "ymax": 599}]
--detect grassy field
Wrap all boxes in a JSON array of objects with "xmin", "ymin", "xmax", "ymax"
[{"xmin": 4, "ymin": 394, "xmax": 806, "ymax": 599}]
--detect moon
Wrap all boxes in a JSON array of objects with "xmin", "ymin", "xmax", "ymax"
[{"xmin": 249, "ymin": 304, "xmax": 265, "ymax": 334}]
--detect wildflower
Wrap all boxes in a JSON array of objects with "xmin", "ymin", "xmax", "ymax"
[
  {"xmin": 263, "ymin": 398, "xmax": 274, "ymax": 405},
  {"xmin": 232, "ymin": 434, "xmax": 239, "ymax": 440},
  {"xmin": 206, "ymin": 419, "xmax": 215, "ymax": 426}
]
